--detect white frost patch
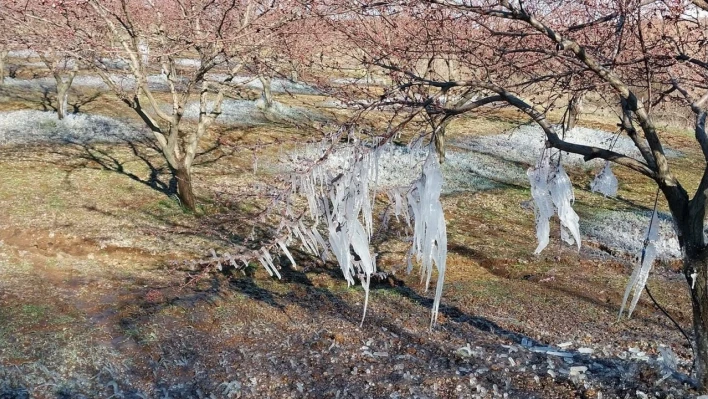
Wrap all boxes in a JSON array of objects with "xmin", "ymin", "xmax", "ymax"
[
  {"xmin": 5, "ymin": 73, "xmax": 319, "ymax": 96},
  {"xmin": 331, "ymin": 76, "xmax": 389, "ymax": 87},
  {"xmin": 455, "ymin": 125, "xmax": 682, "ymax": 168},
  {"xmin": 175, "ymin": 58, "xmax": 202, "ymax": 68},
  {"xmin": 3, "ymin": 74, "xmax": 171, "ymax": 91},
  {"xmin": 283, "ymin": 143, "xmax": 526, "ymax": 193},
  {"xmin": 0, "ymin": 110, "xmax": 144, "ymax": 145},
  {"xmin": 582, "ymin": 209, "xmax": 699, "ymax": 261},
  {"xmin": 7, "ymin": 49, "xmax": 39, "ymax": 58},
  {"xmin": 178, "ymin": 99, "xmax": 322, "ymax": 126},
  {"xmin": 207, "ymin": 74, "xmax": 320, "ymax": 95}
]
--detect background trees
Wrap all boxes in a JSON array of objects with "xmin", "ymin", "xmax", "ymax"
[
  {"xmin": 2, "ymin": 2, "xmax": 81, "ymax": 119},
  {"xmin": 29, "ymin": 0, "xmax": 299, "ymax": 210}
]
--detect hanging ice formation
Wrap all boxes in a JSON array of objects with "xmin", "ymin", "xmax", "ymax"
[
  {"xmin": 407, "ymin": 153, "xmax": 447, "ymax": 328},
  {"xmin": 590, "ymin": 161, "xmax": 618, "ymax": 197},
  {"xmin": 282, "ymin": 142, "xmax": 447, "ymax": 327},
  {"xmin": 527, "ymin": 152, "xmax": 581, "ymax": 253},
  {"xmin": 619, "ymin": 208, "xmax": 659, "ymax": 318}
]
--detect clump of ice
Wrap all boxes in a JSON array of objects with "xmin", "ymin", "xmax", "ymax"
[
  {"xmin": 287, "ymin": 143, "xmax": 447, "ymax": 326},
  {"xmin": 528, "ymin": 156, "xmax": 555, "ymax": 253},
  {"xmin": 527, "ymin": 153, "xmax": 581, "ymax": 254},
  {"xmin": 549, "ymin": 163, "xmax": 581, "ymax": 250},
  {"xmin": 407, "ymin": 154, "xmax": 447, "ymax": 327},
  {"xmin": 455, "ymin": 125, "xmax": 682, "ymax": 168},
  {"xmin": 590, "ymin": 161, "xmax": 619, "ymax": 197},
  {"xmin": 0, "ymin": 110, "xmax": 144, "ymax": 145}
]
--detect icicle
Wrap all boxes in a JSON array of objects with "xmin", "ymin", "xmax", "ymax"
[
  {"xmin": 261, "ymin": 248, "xmax": 281, "ymax": 279},
  {"xmin": 619, "ymin": 208, "xmax": 659, "ymax": 318},
  {"xmin": 407, "ymin": 152, "xmax": 447, "ymax": 327},
  {"xmin": 549, "ymin": 164, "xmax": 581, "ymax": 251},
  {"xmin": 360, "ymin": 272, "xmax": 371, "ymax": 327},
  {"xmin": 310, "ymin": 226, "xmax": 329, "ymax": 261},
  {"xmin": 277, "ymin": 240, "xmax": 296, "ymax": 269},
  {"xmin": 590, "ymin": 161, "xmax": 618, "ymax": 197},
  {"xmin": 527, "ymin": 156, "xmax": 554, "ymax": 254}
]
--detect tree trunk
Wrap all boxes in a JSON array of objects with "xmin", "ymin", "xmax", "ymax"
[
  {"xmin": 566, "ymin": 94, "xmax": 583, "ymax": 131},
  {"xmin": 174, "ymin": 166, "xmax": 196, "ymax": 211},
  {"xmin": 434, "ymin": 124, "xmax": 446, "ymax": 162},
  {"xmin": 57, "ymin": 83, "xmax": 69, "ymax": 120},
  {"xmin": 686, "ymin": 248, "xmax": 708, "ymax": 390},
  {"xmin": 0, "ymin": 50, "xmax": 7, "ymax": 85},
  {"xmin": 258, "ymin": 75, "xmax": 273, "ymax": 109},
  {"xmin": 433, "ymin": 117, "xmax": 454, "ymax": 163}
]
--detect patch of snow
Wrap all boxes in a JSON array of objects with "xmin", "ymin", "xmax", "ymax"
[
  {"xmin": 207, "ymin": 74, "xmax": 320, "ymax": 95},
  {"xmin": 454, "ymin": 126, "xmax": 682, "ymax": 168},
  {"xmin": 582, "ymin": 208, "xmax": 702, "ymax": 260},
  {"xmin": 178, "ymin": 99, "xmax": 323, "ymax": 126},
  {"xmin": 0, "ymin": 110, "xmax": 145, "ymax": 145},
  {"xmin": 284, "ymin": 143, "xmax": 525, "ymax": 194},
  {"xmin": 7, "ymin": 49, "xmax": 39, "ymax": 58}
]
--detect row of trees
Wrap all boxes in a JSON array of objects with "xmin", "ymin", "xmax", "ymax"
[
  {"xmin": 3, "ymin": 0, "xmax": 708, "ymax": 391},
  {"xmin": 2, "ymin": 0, "xmax": 315, "ymax": 209}
]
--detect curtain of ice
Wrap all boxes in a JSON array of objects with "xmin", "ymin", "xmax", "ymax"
[
  {"xmin": 528, "ymin": 152, "xmax": 581, "ymax": 253},
  {"xmin": 282, "ymin": 144, "xmax": 448, "ymax": 327},
  {"xmin": 407, "ymin": 153, "xmax": 447, "ymax": 328}
]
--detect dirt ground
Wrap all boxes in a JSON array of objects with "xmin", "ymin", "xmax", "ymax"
[{"xmin": 0, "ymin": 76, "xmax": 701, "ymax": 398}]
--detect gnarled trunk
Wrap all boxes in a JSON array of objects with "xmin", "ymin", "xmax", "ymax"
[
  {"xmin": 686, "ymin": 248, "xmax": 708, "ymax": 390},
  {"xmin": 434, "ymin": 124, "xmax": 446, "ymax": 162},
  {"xmin": 433, "ymin": 118, "xmax": 453, "ymax": 163},
  {"xmin": 174, "ymin": 166, "xmax": 196, "ymax": 211}
]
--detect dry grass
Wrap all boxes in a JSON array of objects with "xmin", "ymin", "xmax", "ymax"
[{"xmin": 0, "ymin": 79, "xmax": 702, "ymax": 397}]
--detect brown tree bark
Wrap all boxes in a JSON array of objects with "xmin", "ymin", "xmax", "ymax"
[
  {"xmin": 566, "ymin": 94, "xmax": 583, "ymax": 131},
  {"xmin": 57, "ymin": 82, "xmax": 70, "ymax": 120},
  {"xmin": 174, "ymin": 166, "xmax": 196, "ymax": 211},
  {"xmin": 433, "ymin": 121, "xmax": 450, "ymax": 163},
  {"xmin": 686, "ymin": 248, "xmax": 708, "ymax": 390},
  {"xmin": 258, "ymin": 75, "xmax": 274, "ymax": 109},
  {"xmin": 0, "ymin": 50, "xmax": 7, "ymax": 85}
]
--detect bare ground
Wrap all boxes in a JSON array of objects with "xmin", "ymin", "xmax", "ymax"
[{"xmin": 0, "ymin": 83, "xmax": 700, "ymax": 399}]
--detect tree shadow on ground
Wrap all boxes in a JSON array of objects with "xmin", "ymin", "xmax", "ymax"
[
  {"xmin": 0, "ymin": 247, "xmax": 697, "ymax": 398},
  {"xmin": 448, "ymin": 242, "xmax": 692, "ymax": 335},
  {"xmin": 0, "ymin": 84, "xmax": 103, "ymax": 116}
]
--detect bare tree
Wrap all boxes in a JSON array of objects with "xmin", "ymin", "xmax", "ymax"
[
  {"xmin": 330, "ymin": 0, "xmax": 708, "ymax": 390},
  {"xmin": 41, "ymin": 0, "xmax": 297, "ymax": 210},
  {"xmin": 1, "ymin": 3, "xmax": 81, "ymax": 119}
]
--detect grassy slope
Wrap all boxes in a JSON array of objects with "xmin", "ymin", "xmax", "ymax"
[{"xmin": 0, "ymin": 78, "xmax": 699, "ymax": 398}]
